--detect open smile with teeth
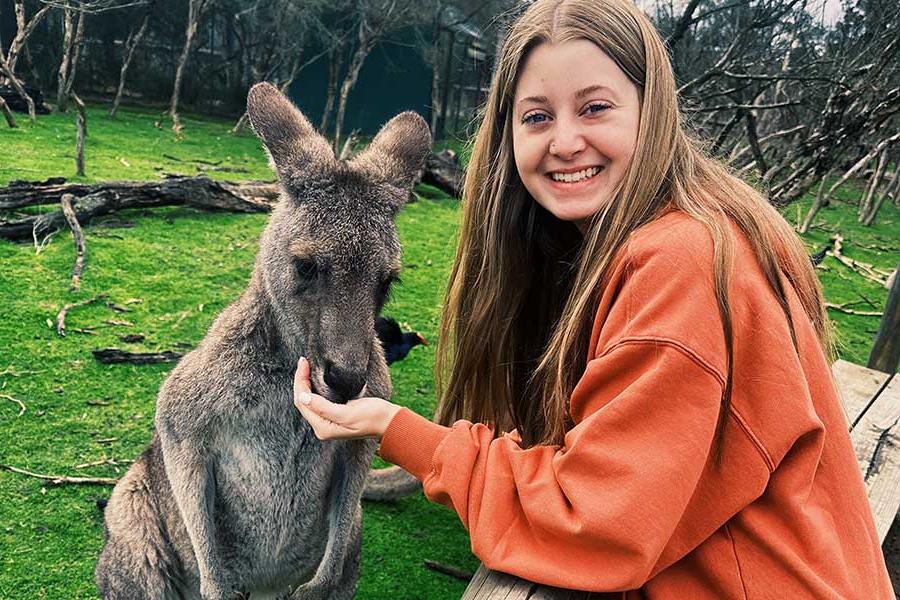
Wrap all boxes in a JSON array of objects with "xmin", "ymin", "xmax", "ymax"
[{"xmin": 548, "ymin": 166, "xmax": 604, "ymax": 183}]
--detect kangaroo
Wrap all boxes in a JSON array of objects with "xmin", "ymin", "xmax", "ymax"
[{"xmin": 95, "ymin": 82, "xmax": 431, "ymax": 600}]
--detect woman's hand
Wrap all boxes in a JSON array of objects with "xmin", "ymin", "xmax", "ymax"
[{"xmin": 293, "ymin": 357, "xmax": 401, "ymax": 441}]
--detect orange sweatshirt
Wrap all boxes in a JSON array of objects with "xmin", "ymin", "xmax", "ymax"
[{"xmin": 379, "ymin": 210, "xmax": 892, "ymax": 598}]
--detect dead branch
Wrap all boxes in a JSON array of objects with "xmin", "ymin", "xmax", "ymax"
[
  {"xmin": 0, "ymin": 463, "xmax": 118, "ymax": 485},
  {"xmin": 103, "ymin": 319, "xmax": 134, "ymax": 327},
  {"xmin": 56, "ymin": 294, "xmax": 108, "ymax": 337},
  {"xmin": 423, "ymin": 559, "xmax": 474, "ymax": 582},
  {"xmin": 824, "ymin": 302, "xmax": 882, "ymax": 317},
  {"xmin": 74, "ymin": 458, "xmax": 132, "ymax": 469},
  {"xmin": 827, "ymin": 235, "xmax": 892, "ymax": 286},
  {"xmin": 92, "ymin": 348, "xmax": 184, "ymax": 364},
  {"xmin": 0, "ymin": 393, "xmax": 26, "ymax": 416},
  {"xmin": 60, "ymin": 193, "xmax": 87, "ymax": 290}
]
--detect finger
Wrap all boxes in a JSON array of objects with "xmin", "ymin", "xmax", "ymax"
[
  {"xmin": 304, "ymin": 393, "xmax": 351, "ymax": 425},
  {"xmin": 293, "ymin": 356, "xmax": 311, "ymax": 403},
  {"xmin": 296, "ymin": 400, "xmax": 349, "ymax": 440}
]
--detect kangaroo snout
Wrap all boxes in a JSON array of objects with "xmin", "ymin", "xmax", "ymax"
[{"xmin": 323, "ymin": 360, "xmax": 367, "ymax": 403}]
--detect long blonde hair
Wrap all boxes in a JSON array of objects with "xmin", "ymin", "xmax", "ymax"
[{"xmin": 434, "ymin": 0, "xmax": 834, "ymax": 452}]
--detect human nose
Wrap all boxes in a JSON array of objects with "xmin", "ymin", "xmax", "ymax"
[{"xmin": 549, "ymin": 115, "xmax": 586, "ymax": 160}]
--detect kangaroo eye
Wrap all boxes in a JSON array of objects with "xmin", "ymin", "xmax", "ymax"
[{"xmin": 295, "ymin": 259, "xmax": 318, "ymax": 282}]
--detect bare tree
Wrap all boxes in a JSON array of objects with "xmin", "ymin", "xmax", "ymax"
[
  {"xmin": 229, "ymin": 0, "xmax": 329, "ymax": 134},
  {"xmin": 110, "ymin": 1, "xmax": 154, "ymax": 117},
  {"xmin": 648, "ymin": 0, "xmax": 900, "ymax": 214},
  {"xmin": 169, "ymin": 0, "xmax": 214, "ymax": 134},
  {"xmin": 332, "ymin": 0, "xmax": 416, "ymax": 152},
  {"xmin": 56, "ymin": 1, "xmax": 86, "ymax": 113},
  {"xmin": 0, "ymin": 0, "xmax": 54, "ymax": 122},
  {"xmin": 6, "ymin": 0, "xmax": 54, "ymax": 75}
]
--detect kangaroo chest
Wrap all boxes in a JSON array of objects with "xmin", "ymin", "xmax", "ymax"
[{"xmin": 209, "ymin": 384, "xmax": 371, "ymax": 584}]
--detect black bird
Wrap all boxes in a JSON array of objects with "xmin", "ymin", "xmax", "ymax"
[
  {"xmin": 376, "ymin": 316, "xmax": 428, "ymax": 365},
  {"xmin": 810, "ymin": 245, "xmax": 829, "ymax": 266}
]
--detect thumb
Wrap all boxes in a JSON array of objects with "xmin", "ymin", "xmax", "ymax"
[{"xmin": 294, "ymin": 356, "xmax": 312, "ymax": 399}]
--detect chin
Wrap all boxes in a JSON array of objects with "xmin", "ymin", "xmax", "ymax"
[{"xmin": 545, "ymin": 203, "xmax": 602, "ymax": 225}]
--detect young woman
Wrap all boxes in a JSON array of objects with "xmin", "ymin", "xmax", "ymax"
[{"xmin": 294, "ymin": 0, "xmax": 892, "ymax": 596}]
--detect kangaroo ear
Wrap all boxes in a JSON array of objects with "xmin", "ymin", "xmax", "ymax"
[
  {"xmin": 246, "ymin": 82, "xmax": 334, "ymax": 181},
  {"xmin": 351, "ymin": 111, "xmax": 432, "ymax": 195}
]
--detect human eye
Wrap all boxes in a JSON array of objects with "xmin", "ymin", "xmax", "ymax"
[
  {"xmin": 583, "ymin": 102, "xmax": 612, "ymax": 116},
  {"xmin": 521, "ymin": 111, "xmax": 550, "ymax": 126}
]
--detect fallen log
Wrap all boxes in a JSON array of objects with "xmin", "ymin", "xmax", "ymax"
[
  {"xmin": 421, "ymin": 149, "xmax": 465, "ymax": 198},
  {"xmin": 0, "ymin": 176, "xmax": 279, "ymax": 242},
  {"xmin": 92, "ymin": 348, "xmax": 184, "ymax": 364}
]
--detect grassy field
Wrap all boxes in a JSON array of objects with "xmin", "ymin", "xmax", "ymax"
[{"xmin": 0, "ymin": 105, "xmax": 897, "ymax": 599}]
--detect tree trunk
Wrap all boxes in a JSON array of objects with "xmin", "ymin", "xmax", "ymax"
[
  {"xmin": 799, "ymin": 171, "xmax": 831, "ymax": 234},
  {"xmin": 7, "ymin": 1, "xmax": 53, "ymax": 75},
  {"xmin": 437, "ymin": 31, "xmax": 456, "ymax": 140},
  {"xmin": 73, "ymin": 93, "xmax": 86, "ymax": 177},
  {"xmin": 319, "ymin": 48, "xmax": 343, "ymax": 135},
  {"xmin": 110, "ymin": 12, "xmax": 150, "ymax": 118},
  {"xmin": 743, "ymin": 108, "xmax": 768, "ymax": 181},
  {"xmin": 64, "ymin": 9, "xmax": 86, "ymax": 100},
  {"xmin": 0, "ymin": 95, "xmax": 16, "ymax": 128},
  {"xmin": 450, "ymin": 60, "xmax": 464, "ymax": 134},
  {"xmin": 333, "ymin": 30, "xmax": 375, "ymax": 153},
  {"xmin": 57, "ymin": 6, "xmax": 76, "ymax": 113},
  {"xmin": 0, "ymin": 56, "xmax": 36, "ymax": 122},
  {"xmin": 862, "ymin": 158, "xmax": 899, "ymax": 227},
  {"xmin": 867, "ymin": 263, "xmax": 900, "ymax": 373},
  {"xmin": 170, "ymin": 0, "xmax": 207, "ymax": 134},
  {"xmin": 859, "ymin": 148, "xmax": 888, "ymax": 221}
]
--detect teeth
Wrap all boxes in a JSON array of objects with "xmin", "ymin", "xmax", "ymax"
[{"xmin": 550, "ymin": 166, "xmax": 602, "ymax": 183}]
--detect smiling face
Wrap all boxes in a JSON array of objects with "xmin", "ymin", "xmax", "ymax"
[{"xmin": 512, "ymin": 39, "xmax": 641, "ymax": 233}]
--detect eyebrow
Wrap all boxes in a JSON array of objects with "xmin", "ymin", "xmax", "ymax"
[
  {"xmin": 517, "ymin": 85, "xmax": 617, "ymax": 104},
  {"xmin": 289, "ymin": 239, "xmax": 319, "ymax": 257}
]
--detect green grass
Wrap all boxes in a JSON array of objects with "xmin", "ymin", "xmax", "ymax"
[{"xmin": 0, "ymin": 104, "xmax": 898, "ymax": 599}]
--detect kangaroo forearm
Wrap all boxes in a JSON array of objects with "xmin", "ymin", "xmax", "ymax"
[{"xmin": 158, "ymin": 434, "xmax": 228, "ymax": 590}]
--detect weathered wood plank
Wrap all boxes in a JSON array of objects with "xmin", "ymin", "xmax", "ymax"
[
  {"xmin": 832, "ymin": 359, "xmax": 891, "ymax": 427},
  {"xmin": 460, "ymin": 565, "xmax": 493, "ymax": 600},
  {"xmin": 850, "ymin": 374, "xmax": 900, "ymax": 542},
  {"xmin": 461, "ymin": 565, "xmax": 591, "ymax": 599}
]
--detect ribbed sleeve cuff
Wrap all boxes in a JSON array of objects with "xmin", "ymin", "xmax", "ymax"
[{"xmin": 378, "ymin": 407, "xmax": 451, "ymax": 482}]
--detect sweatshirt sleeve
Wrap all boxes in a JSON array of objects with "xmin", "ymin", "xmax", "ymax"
[{"xmin": 379, "ymin": 339, "xmax": 726, "ymax": 591}]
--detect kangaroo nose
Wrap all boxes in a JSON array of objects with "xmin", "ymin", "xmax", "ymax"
[{"xmin": 323, "ymin": 360, "xmax": 366, "ymax": 403}]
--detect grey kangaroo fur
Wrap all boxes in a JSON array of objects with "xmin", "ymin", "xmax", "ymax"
[{"xmin": 95, "ymin": 82, "xmax": 431, "ymax": 600}]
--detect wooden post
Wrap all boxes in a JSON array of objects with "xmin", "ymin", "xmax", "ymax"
[{"xmin": 868, "ymin": 265, "xmax": 900, "ymax": 373}]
